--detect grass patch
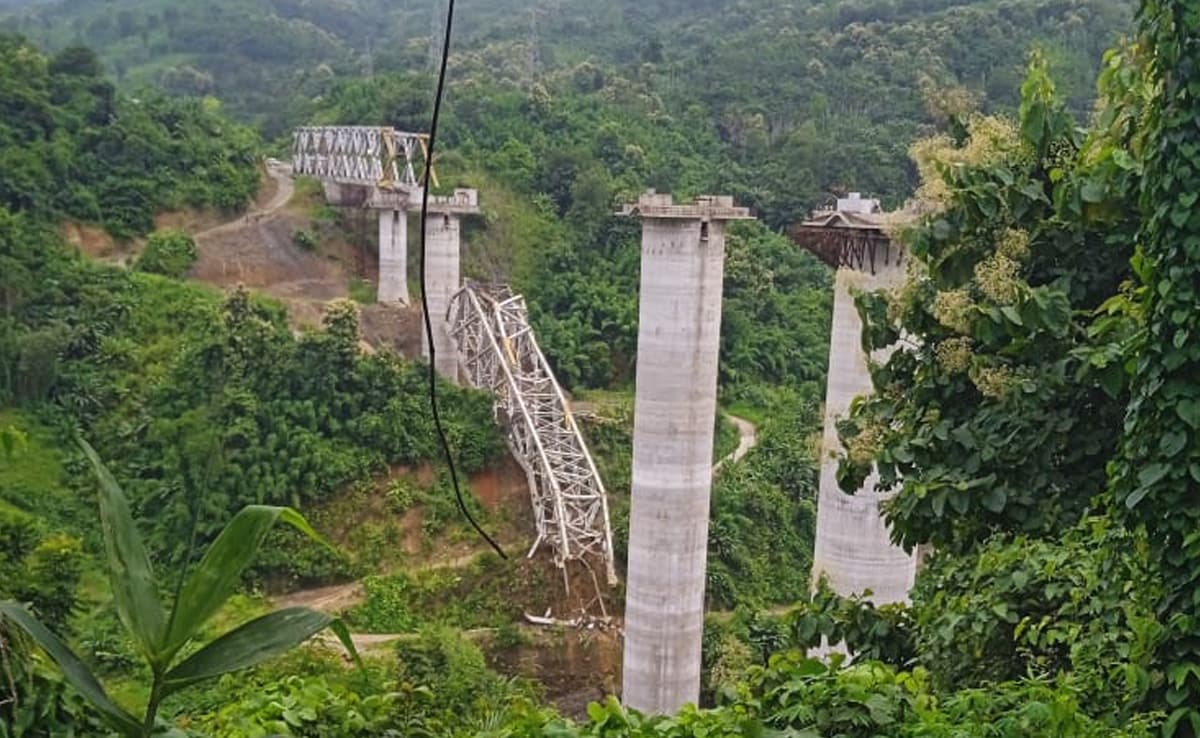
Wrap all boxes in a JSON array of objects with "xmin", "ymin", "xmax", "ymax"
[
  {"xmin": 347, "ymin": 553, "xmax": 552, "ymax": 633},
  {"xmin": 349, "ymin": 277, "xmax": 377, "ymax": 304},
  {"xmin": 0, "ymin": 410, "xmax": 76, "ymax": 529},
  {"xmin": 714, "ymin": 413, "xmax": 741, "ymax": 463},
  {"xmin": 288, "ymin": 176, "xmax": 324, "ymax": 210},
  {"xmin": 0, "ymin": 411, "xmax": 62, "ymax": 494},
  {"xmin": 723, "ymin": 401, "xmax": 770, "ymax": 427}
]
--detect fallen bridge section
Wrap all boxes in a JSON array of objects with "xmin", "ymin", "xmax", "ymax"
[{"xmin": 448, "ymin": 283, "xmax": 617, "ymax": 587}]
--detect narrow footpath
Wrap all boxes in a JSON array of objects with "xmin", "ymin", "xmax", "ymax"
[{"xmin": 715, "ymin": 414, "xmax": 758, "ymax": 472}]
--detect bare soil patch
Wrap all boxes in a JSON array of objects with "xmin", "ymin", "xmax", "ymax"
[
  {"xmin": 62, "ymin": 222, "xmax": 126, "ymax": 262},
  {"xmin": 192, "ymin": 213, "xmax": 347, "ymax": 297},
  {"xmin": 359, "ymin": 302, "xmax": 424, "ymax": 357},
  {"xmin": 154, "ymin": 208, "xmax": 227, "ymax": 235},
  {"xmin": 486, "ymin": 627, "xmax": 623, "ymax": 718}
]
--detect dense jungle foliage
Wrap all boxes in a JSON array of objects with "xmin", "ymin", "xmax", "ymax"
[
  {"xmin": 1, "ymin": 0, "xmax": 1129, "ymax": 224},
  {"xmin": 0, "ymin": 33, "xmax": 504, "ymax": 733},
  {"xmin": 825, "ymin": 4, "xmax": 1199, "ymax": 732},
  {"xmin": 8, "ymin": 0, "xmax": 1200, "ymax": 737},
  {"xmin": 0, "ymin": 36, "xmax": 257, "ymax": 237}
]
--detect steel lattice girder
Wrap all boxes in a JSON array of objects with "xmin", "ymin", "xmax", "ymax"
[
  {"xmin": 448, "ymin": 285, "xmax": 617, "ymax": 584},
  {"xmin": 291, "ymin": 126, "xmax": 421, "ymax": 188}
]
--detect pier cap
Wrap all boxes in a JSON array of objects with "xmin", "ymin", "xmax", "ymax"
[
  {"xmin": 619, "ymin": 190, "xmax": 753, "ymax": 221},
  {"xmin": 366, "ymin": 187, "xmax": 481, "ymax": 214}
]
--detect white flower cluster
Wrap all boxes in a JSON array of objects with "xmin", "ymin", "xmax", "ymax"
[
  {"xmin": 933, "ymin": 289, "xmax": 976, "ymax": 335},
  {"xmin": 975, "ymin": 253, "xmax": 1022, "ymax": 304},
  {"xmin": 846, "ymin": 424, "xmax": 885, "ymax": 467},
  {"xmin": 909, "ymin": 115, "xmax": 1032, "ymax": 211},
  {"xmin": 935, "ymin": 337, "xmax": 974, "ymax": 375},
  {"xmin": 970, "ymin": 364, "xmax": 1017, "ymax": 399}
]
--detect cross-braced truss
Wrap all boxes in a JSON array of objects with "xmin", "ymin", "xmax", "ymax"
[
  {"xmin": 292, "ymin": 126, "xmax": 422, "ymax": 189},
  {"xmin": 448, "ymin": 283, "xmax": 617, "ymax": 585},
  {"xmin": 789, "ymin": 224, "xmax": 900, "ymax": 274}
]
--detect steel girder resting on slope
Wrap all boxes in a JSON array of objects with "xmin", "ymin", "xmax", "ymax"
[{"xmin": 448, "ymin": 283, "xmax": 617, "ymax": 587}]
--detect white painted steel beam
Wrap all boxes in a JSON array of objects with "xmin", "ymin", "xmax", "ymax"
[{"xmin": 447, "ymin": 284, "xmax": 617, "ymax": 585}]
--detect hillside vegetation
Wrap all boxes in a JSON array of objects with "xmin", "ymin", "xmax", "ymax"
[
  {"xmin": 9, "ymin": 0, "xmax": 1200, "ymax": 737},
  {"xmin": 3, "ymin": 0, "xmax": 1129, "ymax": 225}
]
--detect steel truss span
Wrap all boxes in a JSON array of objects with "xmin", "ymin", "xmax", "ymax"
[
  {"xmin": 292, "ymin": 126, "xmax": 421, "ymax": 189},
  {"xmin": 789, "ymin": 225, "xmax": 900, "ymax": 274},
  {"xmin": 449, "ymin": 283, "xmax": 617, "ymax": 586}
]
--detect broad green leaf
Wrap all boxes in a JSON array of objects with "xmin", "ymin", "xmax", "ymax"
[
  {"xmin": 1080, "ymin": 178, "xmax": 1106, "ymax": 203},
  {"xmin": 931, "ymin": 490, "xmax": 947, "ymax": 518},
  {"xmin": 161, "ymin": 607, "xmax": 351, "ymax": 694},
  {"xmin": 981, "ymin": 487, "xmax": 1007, "ymax": 513},
  {"xmin": 1019, "ymin": 180, "xmax": 1049, "ymax": 203},
  {"xmin": 792, "ymin": 658, "xmax": 828, "ymax": 677},
  {"xmin": 163, "ymin": 506, "xmax": 329, "ymax": 659},
  {"xmin": 1137, "ymin": 463, "xmax": 1169, "ymax": 488},
  {"xmin": 0, "ymin": 601, "xmax": 141, "ymax": 736},
  {"xmin": 78, "ymin": 438, "xmax": 166, "ymax": 662},
  {"xmin": 1162, "ymin": 430, "xmax": 1189, "ymax": 457},
  {"xmin": 1125, "ymin": 485, "xmax": 1152, "ymax": 510},
  {"xmin": 1163, "ymin": 706, "xmax": 1196, "ymax": 738},
  {"xmin": 1168, "ymin": 661, "xmax": 1200, "ymax": 689},
  {"xmin": 326, "ymin": 617, "xmax": 362, "ymax": 668},
  {"xmin": 587, "ymin": 701, "xmax": 606, "ymax": 723},
  {"xmin": 1176, "ymin": 399, "xmax": 1200, "ymax": 430}
]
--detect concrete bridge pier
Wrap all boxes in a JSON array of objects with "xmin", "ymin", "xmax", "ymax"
[
  {"xmin": 365, "ymin": 188, "xmax": 413, "ymax": 305},
  {"xmin": 792, "ymin": 194, "xmax": 919, "ymax": 606},
  {"xmin": 620, "ymin": 192, "xmax": 753, "ymax": 715},
  {"xmin": 420, "ymin": 189, "xmax": 481, "ymax": 382},
  {"xmin": 422, "ymin": 212, "xmax": 462, "ymax": 381},
  {"xmin": 811, "ymin": 255, "xmax": 917, "ymax": 604},
  {"xmin": 378, "ymin": 208, "xmax": 410, "ymax": 304}
]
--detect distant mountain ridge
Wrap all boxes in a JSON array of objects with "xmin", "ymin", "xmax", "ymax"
[
  {"xmin": 2, "ymin": 0, "xmax": 1131, "ymax": 126},
  {"xmin": 0, "ymin": 0, "xmax": 1133, "ymax": 221}
]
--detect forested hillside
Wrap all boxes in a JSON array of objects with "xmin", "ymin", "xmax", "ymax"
[
  {"xmin": 0, "ymin": 33, "xmax": 510, "ymax": 730},
  {"xmin": 2, "ymin": 0, "xmax": 1130, "ymax": 225},
  {"xmin": 0, "ymin": 8, "xmax": 834, "ymax": 731},
  {"xmin": 11, "ymin": 0, "xmax": 1200, "ymax": 737}
]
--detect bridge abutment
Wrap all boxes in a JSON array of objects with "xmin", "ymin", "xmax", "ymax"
[{"xmin": 620, "ymin": 192, "xmax": 752, "ymax": 715}]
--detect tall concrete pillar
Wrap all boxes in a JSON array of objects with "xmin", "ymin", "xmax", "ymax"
[
  {"xmin": 620, "ymin": 193, "xmax": 753, "ymax": 714},
  {"xmin": 421, "ymin": 213, "xmax": 461, "ymax": 381},
  {"xmin": 378, "ymin": 209, "xmax": 410, "ymax": 304},
  {"xmin": 811, "ymin": 241, "xmax": 917, "ymax": 605}
]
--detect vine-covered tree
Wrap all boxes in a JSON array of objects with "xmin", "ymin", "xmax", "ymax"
[{"xmin": 1112, "ymin": 1, "xmax": 1200, "ymax": 733}]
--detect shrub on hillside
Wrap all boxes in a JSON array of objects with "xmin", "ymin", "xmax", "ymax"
[
  {"xmin": 135, "ymin": 230, "xmax": 197, "ymax": 278},
  {"xmin": 0, "ymin": 505, "xmax": 82, "ymax": 634},
  {"xmin": 293, "ymin": 228, "xmax": 318, "ymax": 250}
]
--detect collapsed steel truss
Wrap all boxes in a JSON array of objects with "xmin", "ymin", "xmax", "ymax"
[
  {"xmin": 448, "ymin": 283, "xmax": 617, "ymax": 585},
  {"xmin": 292, "ymin": 126, "xmax": 421, "ymax": 189},
  {"xmin": 789, "ymin": 225, "xmax": 900, "ymax": 274}
]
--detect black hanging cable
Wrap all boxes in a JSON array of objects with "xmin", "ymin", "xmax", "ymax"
[{"xmin": 420, "ymin": 0, "xmax": 507, "ymax": 559}]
